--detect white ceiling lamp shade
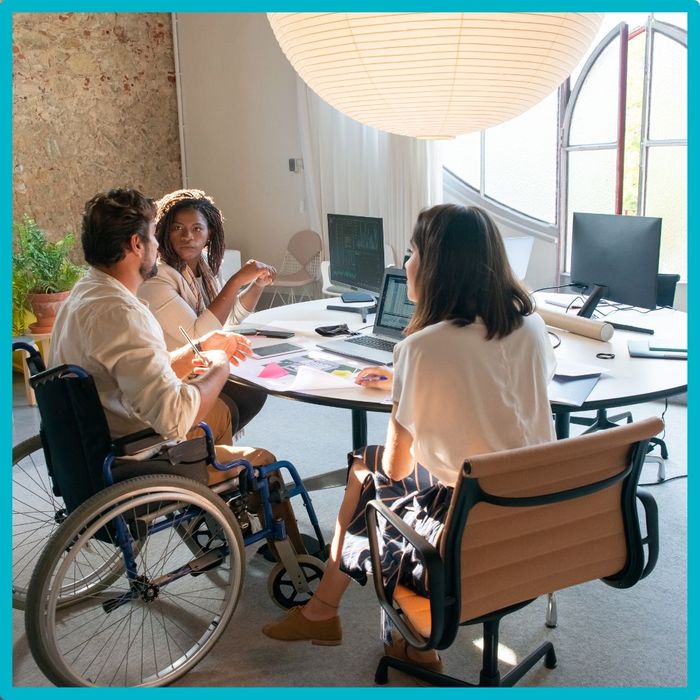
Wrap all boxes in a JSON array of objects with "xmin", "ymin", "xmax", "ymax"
[{"xmin": 268, "ymin": 12, "xmax": 603, "ymax": 140}]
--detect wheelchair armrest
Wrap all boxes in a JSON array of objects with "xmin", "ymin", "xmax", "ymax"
[
  {"xmin": 365, "ymin": 498, "xmax": 446, "ymax": 650},
  {"xmin": 636, "ymin": 488, "xmax": 659, "ymax": 579},
  {"xmin": 112, "ymin": 428, "xmax": 168, "ymax": 457}
]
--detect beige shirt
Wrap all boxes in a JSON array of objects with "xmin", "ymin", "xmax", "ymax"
[
  {"xmin": 49, "ymin": 267, "xmax": 201, "ymax": 440},
  {"xmin": 137, "ymin": 262, "xmax": 250, "ymax": 351},
  {"xmin": 392, "ymin": 314, "xmax": 556, "ymax": 487}
]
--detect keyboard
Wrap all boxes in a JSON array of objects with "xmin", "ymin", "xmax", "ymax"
[{"xmin": 346, "ymin": 335, "xmax": 396, "ymax": 352}]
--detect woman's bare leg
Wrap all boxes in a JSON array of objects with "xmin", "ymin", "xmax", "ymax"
[{"xmin": 298, "ymin": 458, "xmax": 370, "ymax": 621}]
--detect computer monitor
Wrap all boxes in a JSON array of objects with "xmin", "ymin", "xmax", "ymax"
[
  {"xmin": 327, "ymin": 214, "xmax": 385, "ymax": 297},
  {"xmin": 570, "ymin": 212, "xmax": 661, "ymax": 317}
]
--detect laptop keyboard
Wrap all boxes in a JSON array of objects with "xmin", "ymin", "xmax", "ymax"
[{"xmin": 346, "ymin": 335, "xmax": 396, "ymax": 352}]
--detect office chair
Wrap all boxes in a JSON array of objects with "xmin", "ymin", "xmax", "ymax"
[
  {"xmin": 569, "ymin": 272, "xmax": 680, "ymax": 478},
  {"xmin": 367, "ymin": 418, "xmax": 661, "ymax": 687},
  {"xmin": 267, "ymin": 229, "xmax": 322, "ymax": 306}
]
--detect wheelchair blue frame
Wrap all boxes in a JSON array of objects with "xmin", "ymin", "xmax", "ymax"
[{"xmin": 14, "ymin": 340, "xmax": 327, "ymax": 612}]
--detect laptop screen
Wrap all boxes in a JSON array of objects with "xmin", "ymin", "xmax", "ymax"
[{"xmin": 374, "ymin": 269, "xmax": 414, "ymax": 338}]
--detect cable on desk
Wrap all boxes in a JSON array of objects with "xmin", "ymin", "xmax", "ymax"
[
  {"xmin": 530, "ymin": 283, "xmax": 582, "ymax": 294},
  {"xmin": 548, "ymin": 331, "xmax": 561, "ymax": 349},
  {"xmin": 565, "ymin": 296, "xmax": 585, "ymax": 314}
]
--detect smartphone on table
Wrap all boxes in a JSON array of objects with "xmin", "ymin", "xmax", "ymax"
[{"xmin": 252, "ymin": 342, "xmax": 305, "ymax": 359}]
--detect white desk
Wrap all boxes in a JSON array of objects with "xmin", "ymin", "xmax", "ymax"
[
  {"xmin": 536, "ymin": 297, "xmax": 687, "ymax": 437},
  {"xmin": 234, "ymin": 298, "xmax": 687, "ymax": 446}
]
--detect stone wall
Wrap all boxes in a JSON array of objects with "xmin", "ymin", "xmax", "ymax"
[{"xmin": 13, "ymin": 13, "xmax": 181, "ymax": 246}]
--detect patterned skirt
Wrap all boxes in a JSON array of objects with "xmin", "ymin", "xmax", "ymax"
[{"xmin": 339, "ymin": 445, "xmax": 453, "ymax": 599}]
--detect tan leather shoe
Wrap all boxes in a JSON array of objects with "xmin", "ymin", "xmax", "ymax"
[
  {"xmin": 262, "ymin": 606, "xmax": 342, "ymax": 646},
  {"xmin": 384, "ymin": 637, "xmax": 443, "ymax": 683}
]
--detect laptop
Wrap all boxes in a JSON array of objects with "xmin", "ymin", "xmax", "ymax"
[{"xmin": 317, "ymin": 267, "xmax": 414, "ymax": 365}]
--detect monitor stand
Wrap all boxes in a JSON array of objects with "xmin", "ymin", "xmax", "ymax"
[
  {"xmin": 326, "ymin": 296, "xmax": 378, "ymax": 324},
  {"xmin": 576, "ymin": 284, "xmax": 608, "ymax": 319}
]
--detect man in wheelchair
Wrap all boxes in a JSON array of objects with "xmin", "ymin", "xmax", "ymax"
[
  {"xmin": 48, "ymin": 187, "xmax": 305, "ymax": 545},
  {"xmin": 17, "ymin": 188, "xmax": 327, "ymax": 687}
]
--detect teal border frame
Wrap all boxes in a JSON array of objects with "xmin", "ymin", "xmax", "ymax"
[{"xmin": 1, "ymin": 1, "xmax": 695, "ymax": 697}]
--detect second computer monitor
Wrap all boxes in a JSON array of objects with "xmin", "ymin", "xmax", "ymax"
[
  {"xmin": 570, "ymin": 212, "xmax": 661, "ymax": 311},
  {"xmin": 327, "ymin": 213, "xmax": 385, "ymax": 296}
]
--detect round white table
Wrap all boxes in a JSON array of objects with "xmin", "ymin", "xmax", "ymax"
[{"xmin": 233, "ymin": 298, "xmax": 687, "ymax": 446}]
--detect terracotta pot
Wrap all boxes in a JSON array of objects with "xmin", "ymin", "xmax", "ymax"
[{"xmin": 27, "ymin": 290, "xmax": 71, "ymax": 334}]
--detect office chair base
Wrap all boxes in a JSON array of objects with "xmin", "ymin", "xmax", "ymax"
[
  {"xmin": 375, "ymin": 613, "xmax": 557, "ymax": 688},
  {"xmin": 571, "ymin": 409, "xmax": 632, "ymax": 435},
  {"xmin": 375, "ymin": 643, "xmax": 556, "ymax": 687}
]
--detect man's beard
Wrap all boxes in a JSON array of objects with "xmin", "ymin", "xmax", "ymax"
[{"xmin": 140, "ymin": 262, "xmax": 158, "ymax": 281}]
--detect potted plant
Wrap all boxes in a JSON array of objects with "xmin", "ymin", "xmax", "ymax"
[{"xmin": 13, "ymin": 215, "xmax": 85, "ymax": 334}]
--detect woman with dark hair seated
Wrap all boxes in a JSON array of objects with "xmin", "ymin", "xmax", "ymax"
[
  {"xmin": 262, "ymin": 204, "xmax": 556, "ymax": 671},
  {"xmin": 139, "ymin": 189, "xmax": 274, "ymax": 435}
]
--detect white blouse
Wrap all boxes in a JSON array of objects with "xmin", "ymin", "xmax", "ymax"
[
  {"xmin": 392, "ymin": 314, "xmax": 556, "ymax": 487},
  {"xmin": 138, "ymin": 262, "xmax": 250, "ymax": 351}
]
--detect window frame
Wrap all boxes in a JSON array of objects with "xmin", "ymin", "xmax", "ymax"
[{"xmin": 559, "ymin": 16, "xmax": 687, "ymax": 278}]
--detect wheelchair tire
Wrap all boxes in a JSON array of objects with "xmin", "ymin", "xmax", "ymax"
[
  {"xmin": 267, "ymin": 554, "xmax": 326, "ymax": 609},
  {"xmin": 25, "ymin": 474, "xmax": 245, "ymax": 687},
  {"xmin": 12, "ymin": 434, "xmax": 66, "ymax": 609},
  {"xmin": 12, "ymin": 434, "xmax": 137, "ymax": 610}
]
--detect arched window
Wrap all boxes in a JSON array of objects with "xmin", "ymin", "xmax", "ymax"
[
  {"xmin": 441, "ymin": 12, "xmax": 687, "ymax": 282},
  {"xmin": 561, "ymin": 15, "xmax": 687, "ymax": 278},
  {"xmin": 442, "ymin": 91, "xmax": 558, "ymax": 225}
]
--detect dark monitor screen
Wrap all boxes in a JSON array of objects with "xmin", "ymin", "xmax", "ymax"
[
  {"xmin": 570, "ymin": 212, "xmax": 662, "ymax": 310},
  {"xmin": 327, "ymin": 213, "xmax": 385, "ymax": 295}
]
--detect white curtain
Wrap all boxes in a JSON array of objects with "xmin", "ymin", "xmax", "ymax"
[{"xmin": 297, "ymin": 77, "xmax": 443, "ymax": 263}]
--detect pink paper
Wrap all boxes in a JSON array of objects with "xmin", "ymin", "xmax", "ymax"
[{"xmin": 258, "ymin": 363, "xmax": 289, "ymax": 379}]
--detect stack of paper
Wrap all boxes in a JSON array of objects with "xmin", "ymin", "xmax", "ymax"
[{"xmin": 548, "ymin": 360, "xmax": 604, "ymax": 407}]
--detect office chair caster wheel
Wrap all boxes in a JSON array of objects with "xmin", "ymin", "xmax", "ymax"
[{"xmin": 267, "ymin": 554, "xmax": 325, "ymax": 609}]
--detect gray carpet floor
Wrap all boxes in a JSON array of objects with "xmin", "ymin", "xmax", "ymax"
[{"xmin": 11, "ymin": 377, "xmax": 687, "ymax": 688}]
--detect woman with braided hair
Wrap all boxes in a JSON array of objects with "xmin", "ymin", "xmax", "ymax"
[{"xmin": 139, "ymin": 188, "xmax": 275, "ymax": 434}]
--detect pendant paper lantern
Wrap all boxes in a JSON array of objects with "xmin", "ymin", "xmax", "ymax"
[{"xmin": 268, "ymin": 12, "xmax": 602, "ymax": 139}]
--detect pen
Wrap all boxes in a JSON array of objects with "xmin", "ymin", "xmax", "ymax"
[
  {"xmin": 179, "ymin": 325, "xmax": 211, "ymax": 367},
  {"xmin": 357, "ymin": 373, "xmax": 389, "ymax": 381}
]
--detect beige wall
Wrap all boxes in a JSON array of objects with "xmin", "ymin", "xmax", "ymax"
[
  {"xmin": 174, "ymin": 13, "xmax": 309, "ymax": 269},
  {"xmin": 13, "ymin": 12, "xmax": 181, "ymax": 245}
]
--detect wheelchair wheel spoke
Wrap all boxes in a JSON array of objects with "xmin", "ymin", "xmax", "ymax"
[
  {"xmin": 26, "ymin": 476, "xmax": 245, "ymax": 687},
  {"xmin": 13, "ymin": 435, "xmax": 67, "ymax": 608}
]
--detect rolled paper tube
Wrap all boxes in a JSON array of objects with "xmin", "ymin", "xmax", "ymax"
[{"xmin": 536, "ymin": 306, "xmax": 615, "ymax": 342}]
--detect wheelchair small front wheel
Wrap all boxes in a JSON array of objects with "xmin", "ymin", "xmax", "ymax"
[{"xmin": 267, "ymin": 554, "xmax": 326, "ymax": 609}]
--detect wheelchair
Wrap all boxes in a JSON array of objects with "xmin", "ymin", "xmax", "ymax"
[{"xmin": 13, "ymin": 342, "xmax": 328, "ymax": 687}]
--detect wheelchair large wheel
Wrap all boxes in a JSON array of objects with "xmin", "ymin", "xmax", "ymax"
[
  {"xmin": 13, "ymin": 435, "xmax": 66, "ymax": 608},
  {"xmin": 267, "ymin": 554, "xmax": 326, "ymax": 609},
  {"xmin": 25, "ymin": 475, "xmax": 245, "ymax": 687},
  {"xmin": 12, "ymin": 434, "xmax": 131, "ymax": 610}
]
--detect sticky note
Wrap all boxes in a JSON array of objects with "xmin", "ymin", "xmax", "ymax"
[{"xmin": 258, "ymin": 363, "xmax": 288, "ymax": 379}]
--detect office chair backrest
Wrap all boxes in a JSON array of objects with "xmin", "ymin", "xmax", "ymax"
[
  {"xmin": 287, "ymin": 229, "xmax": 322, "ymax": 268},
  {"xmin": 30, "ymin": 365, "xmax": 113, "ymax": 515},
  {"xmin": 657, "ymin": 273, "xmax": 681, "ymax": 308},
  {"xmin": 440, "ymin": 417, "xmax": 663, "ymax": 628}
]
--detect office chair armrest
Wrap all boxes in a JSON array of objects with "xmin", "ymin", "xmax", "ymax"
[
  {"xmin": 365, "ymin": 499, "xmax": 446, "ymax": 650},
  {"xmin": 636, "ymin": 488, "xmax": 659, "ymax": 579}
]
